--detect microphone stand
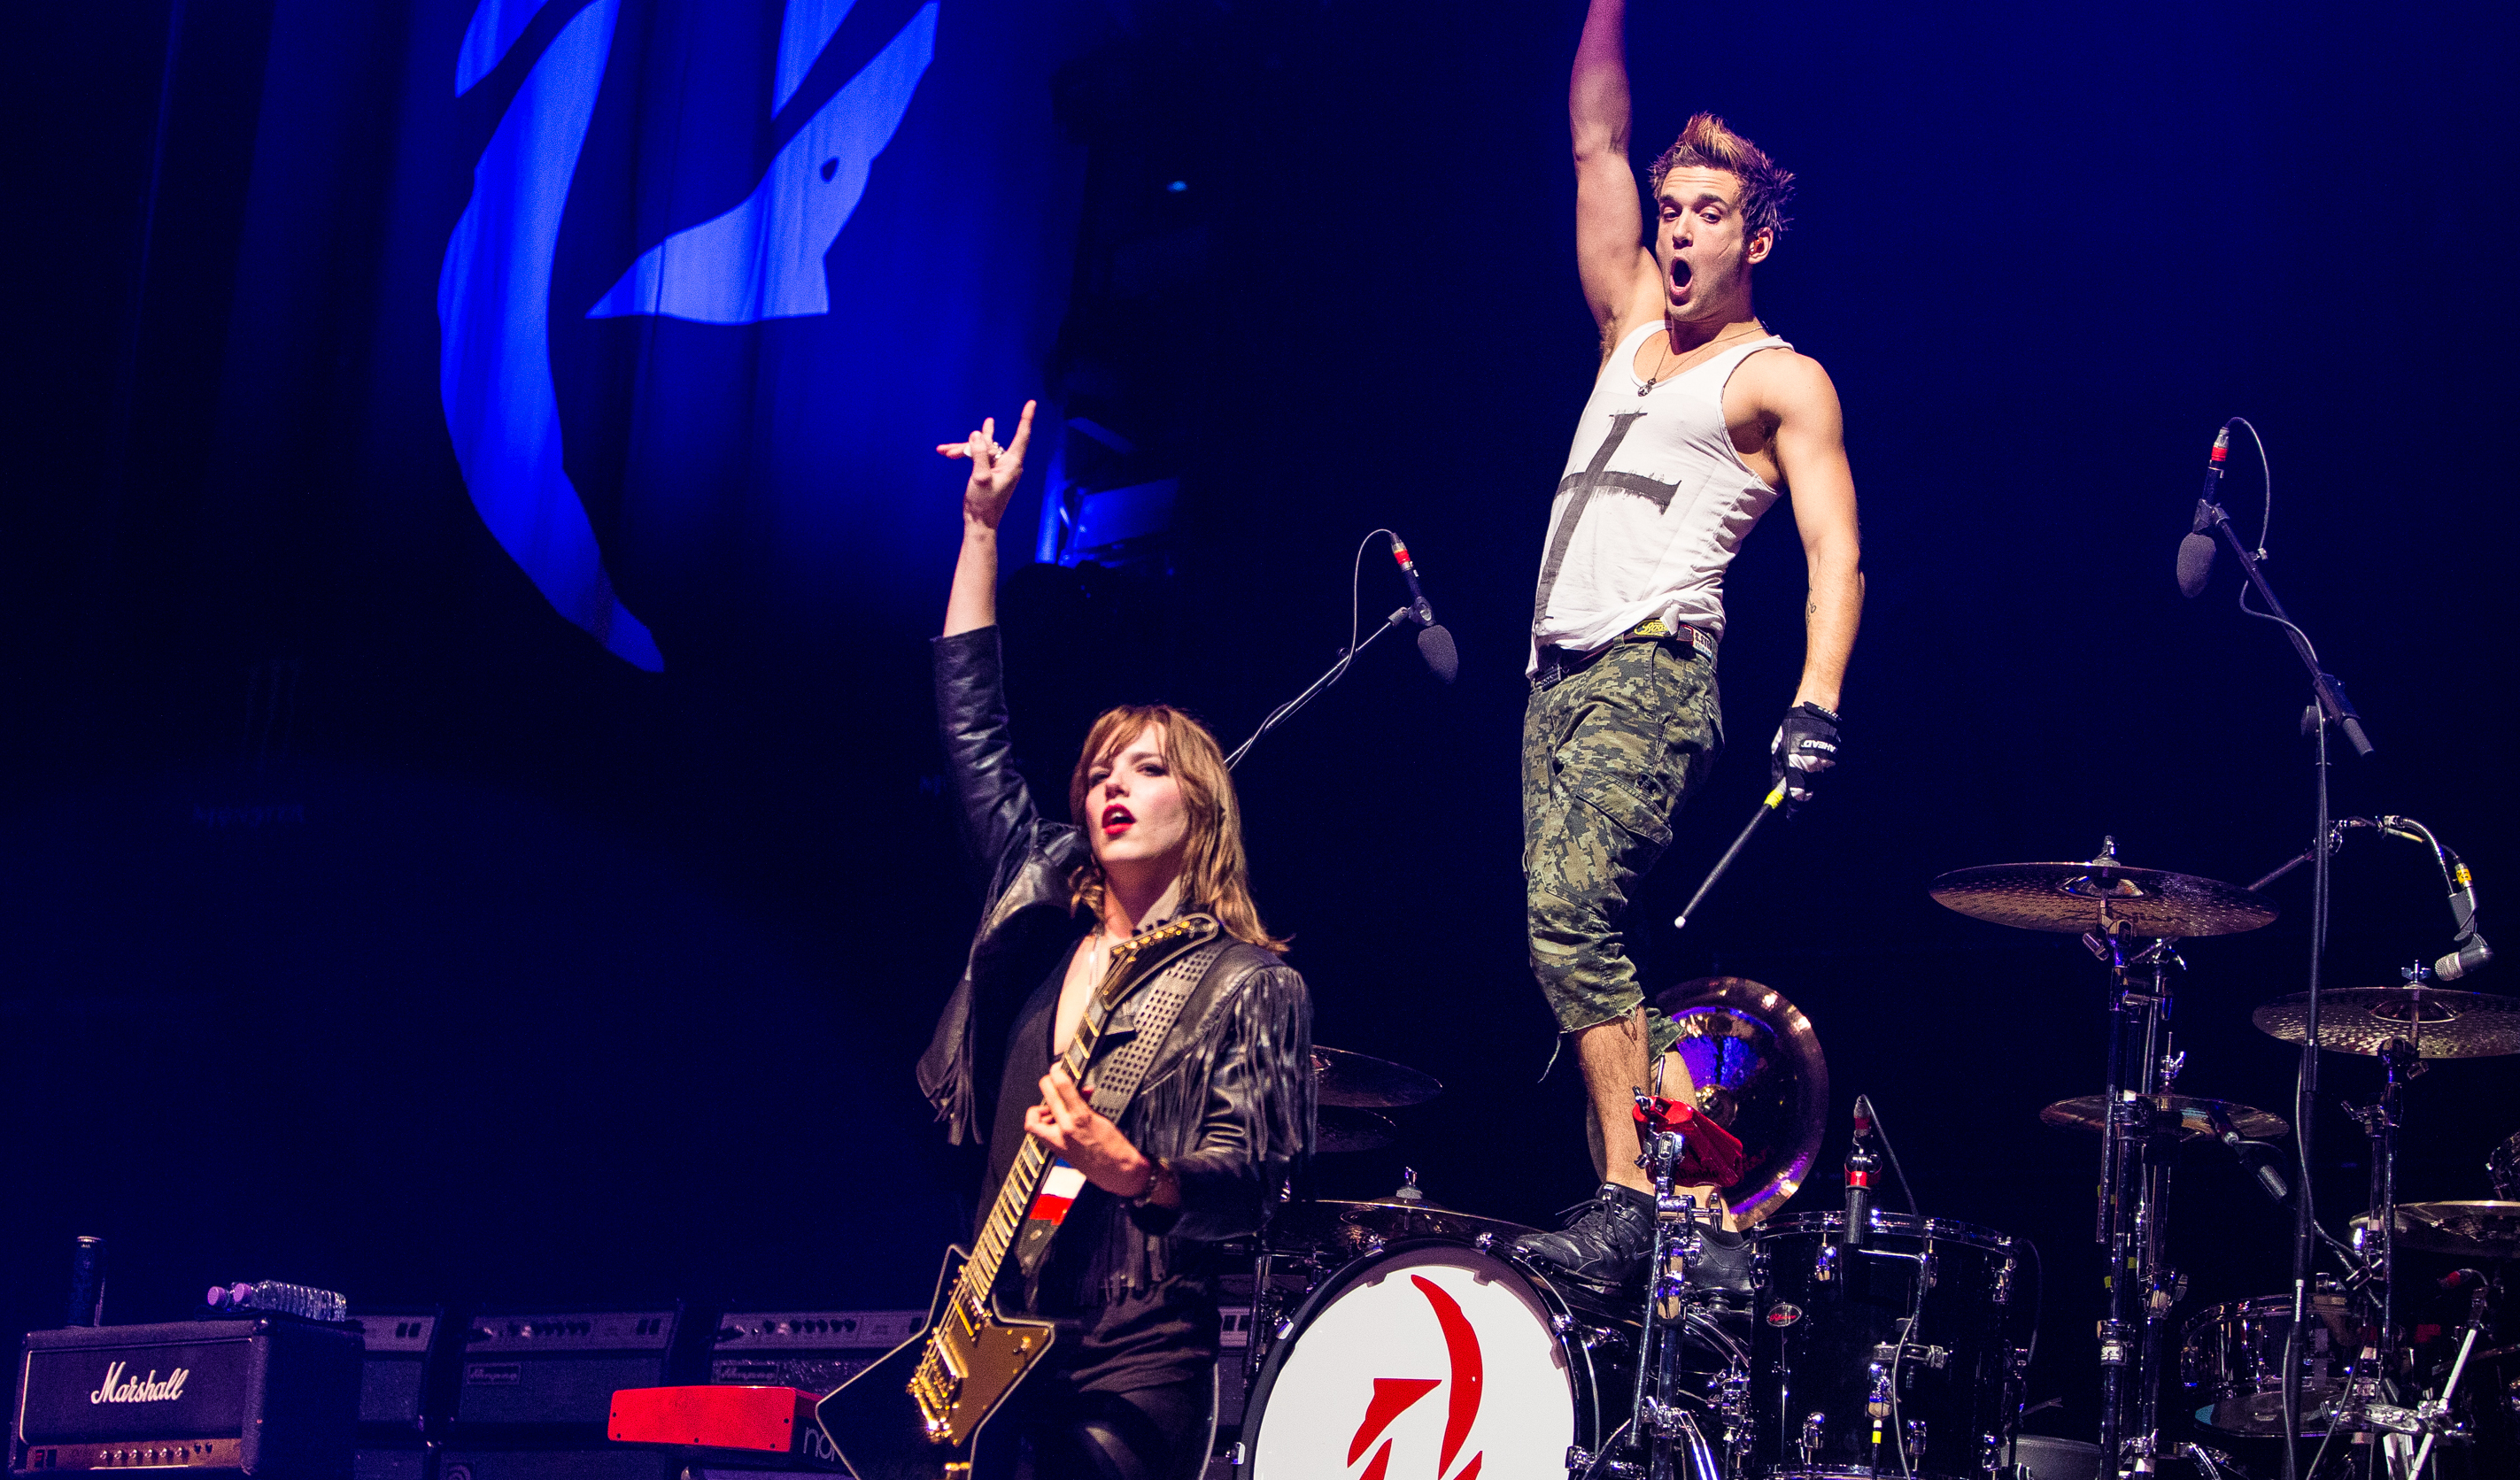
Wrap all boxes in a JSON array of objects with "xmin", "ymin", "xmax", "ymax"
[
  {"xmin": 2185, "ymin": 491, "xmax": 2374, "ymax": 1480},
  {"xmin": 1225, "ymin": 605, "xmax": 1420, "ymax": 771}
]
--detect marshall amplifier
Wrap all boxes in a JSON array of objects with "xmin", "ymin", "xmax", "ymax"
[
  {"xmin": 11, "ymin": 1319, "xmax": 362, "ymax": 1480},
  {"xmin": 449, "ymin": 1314, "xmax": 682, "ymax": 1432}
]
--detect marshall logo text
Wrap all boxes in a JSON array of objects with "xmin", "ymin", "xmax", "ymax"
[{"xmin": 89, "ymin": 1361, "xmax": 190, "ymax": 1405}]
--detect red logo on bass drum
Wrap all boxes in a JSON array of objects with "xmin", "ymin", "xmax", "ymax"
[{"xmin": 1343, "ymin": 1276, "xmax": 1485, "ymax": 1480}]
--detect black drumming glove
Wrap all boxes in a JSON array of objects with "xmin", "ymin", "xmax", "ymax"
[{"xmin": 1769, "ymin": 703, "xmax": 1842, "ymax": 814}]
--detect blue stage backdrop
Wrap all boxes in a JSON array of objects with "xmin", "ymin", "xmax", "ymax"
[{"xmin": 219, "ymin": 0, "xmax": 1093, "ymax": 674}]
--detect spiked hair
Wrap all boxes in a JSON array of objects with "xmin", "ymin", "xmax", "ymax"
[{"xmin": 1646, "ymin": 113, "xmax": 1796, "ymax": 241}]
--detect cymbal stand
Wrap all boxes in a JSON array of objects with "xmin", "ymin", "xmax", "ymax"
[
  {"xmin": 1631, "ymin": 1091, "xmax": 1725, "ymax": 1480},
  {"xmin": 2331, "ymin": 1032, "xmax": 2419, "ymax": 1461},
  {"xmin": 2090, "ymin": 915, "xmax": 2184, "ymax": 1478}
]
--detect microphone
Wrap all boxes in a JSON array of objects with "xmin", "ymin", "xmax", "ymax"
[
  {"xmin": 2176, "ymin": 425, "xmax": 2231, "ymax": 598},
  {"xmin": 1387, "ymin": 534, "xmax": 1459, "ymax": 684},
  {"xmin": 2435, "ymin": 936, "xmax": 2493, "ymax": 982},
  {"xmin": 2208, "ymin": 1109, "xmax": 2290, "ymax": 1202},
  {"xmin": 1840, "ymin": 1098, "xmax": 1876, "ymax": 1248},
  {"xmin": 2439, "ymin": 1268, "xmax": 2486, "ymax": 1292}
]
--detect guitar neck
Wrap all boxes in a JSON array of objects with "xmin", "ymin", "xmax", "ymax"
[{"xmin": 961, "ymin": 1009, "xmax": 1102, "ymax": 1300}]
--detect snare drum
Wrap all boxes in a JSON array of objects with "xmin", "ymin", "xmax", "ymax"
[
  {"xmin": 2178, "ymin": 1294, "xmax": 2346, "ymax": 1437},
  {"xmin": 1750, "ymin": 1211, "xmax": 2035, "ymax": 1480},
  {"xmin": 1238, "ymin": 1239, "xmax": 1744, "ymax": 1478}
]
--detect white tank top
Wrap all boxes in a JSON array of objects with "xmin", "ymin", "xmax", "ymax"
[{"xmin": 1527, "ymin": 320, "xmax": 1790, "ymax": 670}]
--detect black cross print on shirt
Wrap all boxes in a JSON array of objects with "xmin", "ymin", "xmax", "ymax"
[{"xmin": 1532, "ymin": 411, "xmax": 1684, "ymax": 627}]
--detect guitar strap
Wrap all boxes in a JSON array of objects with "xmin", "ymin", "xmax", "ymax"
[{"xmin": 1013, "ymin": 933, "xmax": 1230, "ymax": 1279}]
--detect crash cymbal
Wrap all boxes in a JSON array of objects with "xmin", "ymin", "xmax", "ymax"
[
  {"xmin": 2252, "ymin": 986, "xmax": 2520, "ymax": 1059},
  {"xmin": 2040, "ymin": 1093, "xmax": 2289, "ymax": 1142},
  {"xmin": 1267, "ymin": 1198, "xmax": 1535, "ymax": 1258},
  {"xmin": 1929, "ymin": 854, "xmax": 2277, "ymax": 937},
  {"xmin": 1313, "ymin": 1106, "xmax": 1396, "ymax": 1155},
  {"xmin": 1310, "ymin": 1045, "xmax": 1442, "ymax": 1109},
  {"xmin": 1651, "ymin": 976, "xmax": 1829, "ymax": 1229},
  {"xmin": 2351, "ymin": 1202, "xmax": 2520, "ymax": 1260}
]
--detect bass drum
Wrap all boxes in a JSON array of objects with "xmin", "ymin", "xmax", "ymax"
[
  {"xmin": 1239, "ymin": 1239, "xmax": 1740, "ymax": 1478},
  {"xmin": 1750, "ymin": 1211, "xmax": 2035, "ymax": 1480}
]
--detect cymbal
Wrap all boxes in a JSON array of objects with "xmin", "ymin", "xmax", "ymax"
[
  {"xmin": 1267, "ymin": 1198, "xmax": 1535, "ymax": 1258},
  {"xmin": 2353, "ymin": 1201, "xmax": 2520, "ymax": 1260},
  {"xmin": 1314, "ymin": 1106, "xmax": 1395, "ymax": 1155},
  {"xmin": 1310, "ymin": 1045, "xmax": 1442, "ymax": 1109},
  {"xmin": 2252, "ymin": 986, "xmax": 2520, "ymax": 1059},
  {"xmin": 1651, "ymin": 976, "xmax": 1829, "ymax": 1229},
  {"xmin": 2040, "ymin": 1093, "xmax": 2289, "ymax": 1142},
  {"xmin": 1929, "ymin": 858, "xmax": 2277, "ymax": 937}
]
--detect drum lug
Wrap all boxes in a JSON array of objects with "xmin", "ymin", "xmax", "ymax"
[
  {"xmin": 1993, "ymin": 1255, "xmax": 2015, "ymax": 1306},
  {"xmin": 1813, "ymin": 1241, "xmax": 1840, "ymax": 1283},
  {"xmin": 1798, "ymin": 1411, "xmax": 1825, "ymax": 1464},
  {"xmin": 1905, "ymin": 1417, "xmax": 1929, "ymax": 1458},
  {"xmin": 1981, "ymin": 1432, "xmax": 2001, "ymax": 1474}
]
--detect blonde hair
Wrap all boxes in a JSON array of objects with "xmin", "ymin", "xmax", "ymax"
[
  {"xmin": 1065, "ymin": 705, "xmax": 1287, "ymax": 952},
  {"xmin": 1646, "ymin": 112, "xmax": 1796, "ymax": 241}
]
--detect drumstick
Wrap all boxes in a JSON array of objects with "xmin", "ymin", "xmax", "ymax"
[{"xmin": 1673, "ymin": 779, "xmax": 1788, "ymax": 930}]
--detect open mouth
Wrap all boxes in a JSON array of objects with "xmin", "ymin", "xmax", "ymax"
[
  {"xmin": 1101, "ymin": 804, "xmax": 1134, "ymax": 836},
  {"xmin": 1669, "ymin": 258, "xmax": 1693, "ymax": 294}
]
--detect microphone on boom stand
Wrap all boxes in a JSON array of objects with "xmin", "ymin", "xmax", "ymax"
[
  {"xmin": 1387, "ymin": 534, "xmax": 1458, "ymax": 684},
  {"xmin": 2176, "ymin": 424, "xmax": 2232, "ymax": 598}
]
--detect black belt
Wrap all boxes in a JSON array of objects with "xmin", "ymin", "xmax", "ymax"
[{"xmin": 1533, "ymin": 619, "xmax": 1699, "ymax": 690}]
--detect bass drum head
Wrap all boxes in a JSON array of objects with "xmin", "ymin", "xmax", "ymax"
[{"xmin": 1244, "ymin": 1243, "xmax": 1588, "ymax": 1479}]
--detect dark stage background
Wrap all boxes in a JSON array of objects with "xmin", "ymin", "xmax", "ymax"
[{"xmin": 6, "ymin": 0, "xmax": 2517, "ymax": 1446}]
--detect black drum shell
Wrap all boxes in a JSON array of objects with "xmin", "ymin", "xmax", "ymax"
[{"xmin": 1750, "ymin": 1211, "xmax": 2034, "ymax": 1480}]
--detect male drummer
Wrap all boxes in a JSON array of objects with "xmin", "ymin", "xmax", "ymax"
[{"xmin": 1513, "ymin": 0, "xmax": 1864, "ymax": 1288}]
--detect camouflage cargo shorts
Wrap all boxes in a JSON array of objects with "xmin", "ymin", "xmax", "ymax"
[{"xmin": 1522, "ymin": 636, "xmax": 1723, "ymax": 1060}]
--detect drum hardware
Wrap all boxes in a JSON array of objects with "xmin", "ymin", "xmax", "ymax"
[
  {"xmin": 2488, "ymin": 1131, "xmax": 2520, "ymax": 1200},
  {"xmin": 1627, "ymin": 1088, "xmax": 1748, "ymax": 1480},
  {"xmin": 1938, "ymin": 841, "xmax": 2277, "ymax": 1478}
]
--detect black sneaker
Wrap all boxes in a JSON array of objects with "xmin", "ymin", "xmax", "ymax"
[
  {"xmin": 1689, "ymin": 1225, "xmax": 1755, "ymax": 1301},
  {"xmin": 1512, "ymin": 1183, "xmax": 1656, "ymax": 1286}
]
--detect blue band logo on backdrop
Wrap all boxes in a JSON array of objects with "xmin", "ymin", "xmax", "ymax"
[{"xmin": 436, "ymin": 0, "xmax": 939, "ymax": 670}]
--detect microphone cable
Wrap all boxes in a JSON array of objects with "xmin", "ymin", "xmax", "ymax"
[{"xmin": 1224, "ymin": 528, "xmax": 1404, "ymax": 769}]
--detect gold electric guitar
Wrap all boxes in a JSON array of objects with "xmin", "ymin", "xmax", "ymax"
[{"xmin": 815, "ymin": 913, "xmax": 1222, "ymax": 1479}]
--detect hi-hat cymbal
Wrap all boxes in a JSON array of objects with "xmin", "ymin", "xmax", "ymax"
[
  {"xmin": 1310, "ymin": 1046, "xmax": 1442, "ymax": 1109},
  {"xmin": 1652, "ymin": 976, "xmax": 1829, "ymax": 1229},
  {"xmin": 2040, "ymin": 1093, "xmax": 2290, "ymax": 1142},
  {"xmin": 1314, "ymin": 1106, "xmax": 1396, "ymax": 1155},
  {"xmin": 2252, "ymin": 986, "xmax": 2520, "ymax": 1059},
  {"xmin": 2351, "ymin": 1201, "xmax": 2520, "ymax": 1260},
  {"xmin": 1930, "ymin": 858, "xmax": 2277, "ymax": 937}
]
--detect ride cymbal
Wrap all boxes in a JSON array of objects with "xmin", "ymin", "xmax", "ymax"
[
  {"xmin": 1310, "ymin": 1045, "xmax": 1442, "ymax": 1109},
  {"xmin": 2252, "ymin": 986, "xmax": 2520, "ymax": 1059},
  {"xmin": 1930, "ymin": 858, "xmax": 2277, "ymax": 937},
  {"xmin": 2040, "ymin": 1093, "xmax": 2289, "ymax": 1142}
]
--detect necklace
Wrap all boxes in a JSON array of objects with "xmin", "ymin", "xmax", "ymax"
[{"xmin": 1637, "ymin": 322, "xmax": 1760, "ymax": 397}]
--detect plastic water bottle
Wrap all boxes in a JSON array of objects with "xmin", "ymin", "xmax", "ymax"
[{"xmin": 205, "ymin": 1281, "xmax": 347, "ymax": 1322}]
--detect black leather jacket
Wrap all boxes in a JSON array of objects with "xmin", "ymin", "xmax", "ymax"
[{"xmin": 917, "ymin": 628, "xmax": 1314, "ymax": 1300}]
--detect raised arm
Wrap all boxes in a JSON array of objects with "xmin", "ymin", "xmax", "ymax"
[
  {"xmin": 940, "ymin": 401, "xmax": 1035, "ymax": 636},
  {"xmin": 932, "ymin": 404, "xmax": 1043, "ymax": 880},
  {"xmin": 1766, "ymin": 364, "xmax": 1864, "ymax": 711},
  {"xmin": 1572, "ymin": 0, "xmax": 1656, "ymax": 337}
]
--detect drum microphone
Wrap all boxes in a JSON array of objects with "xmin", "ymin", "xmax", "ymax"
[
  {"xmin": 2208, "ymin": 1109, "xmax": 2289, "ymax": 1202},
  {"xmin": 1840, "ymin": 1098, "xmax": 1877, "ymax": 1248},
  {"xmin": 2176, "ymin": 425, "xmax": 2232, "ymax": 598},
  {"xmin": 1387, "ymin": 534, "xmax": 1459, "ymax": 684}
]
